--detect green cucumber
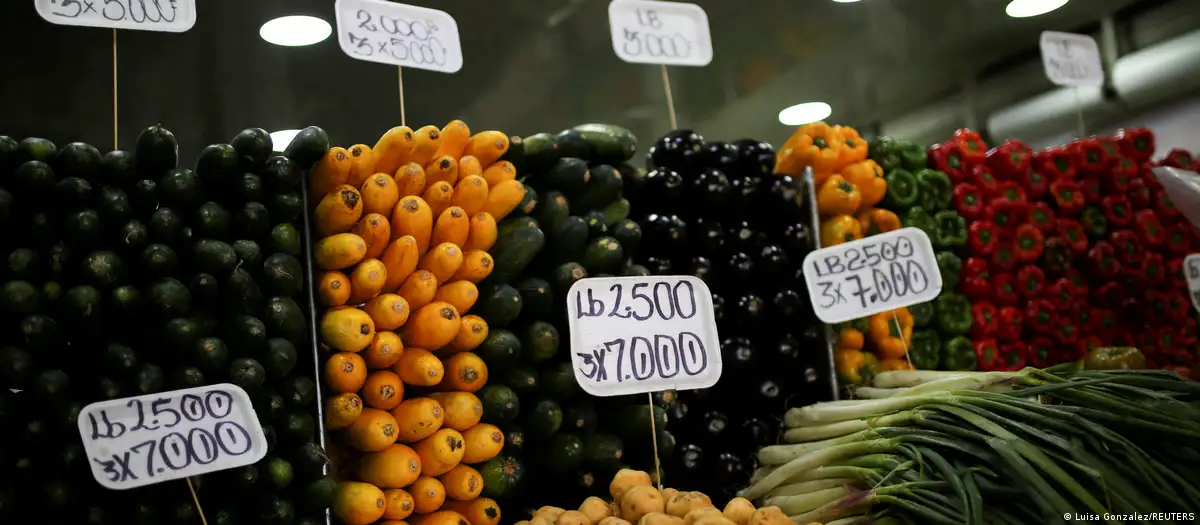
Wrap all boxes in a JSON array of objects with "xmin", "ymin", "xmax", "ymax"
[
  {"xmin": 522, "ymin": 321, "xmax": 559, "ymax": 362},
  {"xmin": 580, "ymin": 236, "xmax": 623, "ymax": 274},
  {"xmin": 582, "ymin": 433, "xmax": 624, "ymax": 469},
  {"xmin": 236, "ymin": 202, "xmax": 271, "ymax": 241},
  {"xmin": 535, "ymin": 190, "xmax": 570, "ymax": 230},
  {"xmin": 140, "ymin": 244, "xmax": 179, "ymax": 277},
  {"xmin": 563, "ymin": 402, "xmax": 598, "ymax": 435},
  {"xmin": 522, "ymin": 397, "xmax": 563, "ymax": 441},
  {"xmin": 264, "ymin": 296, "xmax": 305, "ymax": 346},
  {"xmin": 546, "ymin": 158, "xmax": 591, "ymax": 197},
  {"xmin": 476, "ymin": 284, "xmax": 522, "ymax": 328},
  {"xmin": 55, "ymin": 177, "xmax": 93, "ymax": 208},
  {"xmin": 158, "ymin": 168, "xmax": 202, "ymax": 211},
  {"xmin": 135, "ymin": 124, "xmax": 179, "ymax": 176},
  {"xmin": 611, "ymin": 405, "xmax": 666, "ymax": 441},
  {"xmin": 195, "ymin": 143, "xmax": 239, "ymax": 187},
  {"xmin": 540, "ymin": 362, "xmax": 581, "ymax": 399},
  {"xmin": 612, "ymin": 220, "xmax": 642, "ymax": 255},
  {"xmin": 95, "ymin": 185, "xmax": 132, "ymax": 223},
  {"xmin": 601, "ymin": 198, "xmax": 631, "ymax": 226},
  {"xmin": 282, "ymin": 126, "xmax": 330, "ymax": 169},
  {"xmin": 194, "ymin": 240, "xmax": 238, "ymax": 276},
  {"xmin": 573, "ymin": 123, "xmax": 638, "ymax": 163},
  {"xmin": 521, "ymin": 132, "xmax": 559, "ymax": 175},
  {"xmin": 476, "ymin": 329, "xmax": 522, "ymax": 370},
  {"xmin": 515, "ymin": 277, "xmax": 554, "ymax": 322},
  {"xmin": 263, "ymin": 156, "xmax": 302, "ymax": 191},
  {"xmin": 223, "ymin": 267, "xmax": 264, "ymax": 317},
  {"xmin": 551, "ymin": 262, "xmax": 588, "ymax": 294},
  {"xmin": 548, "ymin": 216, "xmax": 589, "ymax": 261},
  {"xmin": 100, "ymin": 149, "xmax": 137, "ymax": 187},
  {"xmin": 479, "ymin": 384, "xmax": 520, "ymax": 424},
  {"xmin": 194, "ymin": 202, "xmax": 232, "ymax": 240},
  {"xmin": 480, "ymin": 455, "xmax": 526, "ymax": 500},
  {"xmin": 488, "ymin": 225, "xmax": 545, "ymax": 285},
  {"xmin": 514, "ymin": 184, "xmax": 538, "ymax": 216},
  {"xmin": 54, "ymin": 142, "xmax": 102, "ymax": 181},
  {"xmin": 231, "ymin": 128, "xmax": 273, "ymax": 168},
  {"xmin": 576, "ymin": 164, "xmax": 622, "ymax": 211},
  {"xmin": 503, "ymin": 364, "xmax": 539, "ymax": 396},
  {"xmin": 583, "ymin": 210, "xmax": 609, "ymax": 238},
  {"xmin": 544, "ymin": 433, "xmax": 584, "ymax": 473},
  {"xmin": 497, "ymin": 216, "xmax": 539, "ymax": 239}
]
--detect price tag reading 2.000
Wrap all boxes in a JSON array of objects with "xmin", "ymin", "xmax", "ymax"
[
  {"xmin": 566, "ymin": 276, "xmax": 722, "ymax": 397},
  {"xmin": 78, "ymin": 384, "xmax": 266, "ymax": 490},
  {"xmin": 802, "ymin": 227, "xmax": 943, "ymax": 324},
  {"xmin": 334, "ymin": 0, "xmax": 463, "ymax": 73}
]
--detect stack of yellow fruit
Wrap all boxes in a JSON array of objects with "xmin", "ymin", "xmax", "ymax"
[
  {"xmin": 511, "ymin": 469, "xmax": 822, "ymax": 525},
  {"xmin": 306, "ymin": 121, "xmax": 524, "ymax": 525}
]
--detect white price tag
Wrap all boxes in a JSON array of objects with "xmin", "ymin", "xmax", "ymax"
[
  {"xmin": 1185, "ymin": 254, "xmax": 1200, "ymax": 314},
  {"xmin": 608, "ymin": 0, "xmax": 713, "ymax": 67},
  {"xmin": 334, "ymin": 0, "xmax": 463, "ymax": 73},
  {"xmin": 1039, "ymin": 31, "xmax": 1105, "ymax": 87},
  {"xmin": 803, "ymin": 228, "xmax": 943, "ymax": 324},
  {"xmin": 34, "ymin": 0, "xmax": 196, "ymax": 32},
  {"xmin": 78, "ymin": 384, "xmax": 267, "ymax": 490},
  {"xmin": 566, "ymin": 276, "xmax": 721, "ymax": 397}
]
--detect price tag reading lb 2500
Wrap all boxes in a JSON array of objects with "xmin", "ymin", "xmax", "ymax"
[
  {"xmin": 78, "ymin": 384, "xmax": 266, "ymax": 490},
  {"xmin": 34, "ymin": 0, "xmax": 197, "ymax": 32},
  {"xmin": 566, "ymin": 276, "xmax": 721, "ymax": 397},
  {"xmin": 803, "ymin": 228, "xmax": 943, "ymax": 325},
  {"xmin": 335, "ymin": 0, "xmax": 463, "ymax": 73},
  {"xmin": 608, "ymin": 0, "xmax": 713, "ymax": 67}
]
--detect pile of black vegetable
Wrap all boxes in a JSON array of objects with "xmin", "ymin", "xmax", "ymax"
[
  {"xmin": 624, "ymin": 130, "xmax": 832, "ymax": 505},
  {"xmin": 0, "ymin": 125, "xmax": 333, "ymax": 524}
]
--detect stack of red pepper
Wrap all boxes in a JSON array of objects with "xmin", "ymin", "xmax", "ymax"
[{"xmin": 935, "ymin": 127, "xmax": 1198, "ymax": 373}]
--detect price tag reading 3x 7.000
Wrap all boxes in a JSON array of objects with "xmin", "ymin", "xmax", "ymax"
[
  {"xmin": 335, "ymin": 0, "xmax": 463, "ymax": 73},
  {"xmin": 803, "ymin": 227, "xmax": 943, "ymax": 324},
  {"xmin": 35, "ymin": 0, "xmax": 197, "ymax": 32},
  {"xmin": 567, "ymin": 276, "xmax": 721, "ymax": 397},
  {"xmin": 608, "ymin": 0, "xmax": 713, "ymax": 67},
  {"xmin": 78, "ymin": 384, "xmax": 266, "ymax": 490}
]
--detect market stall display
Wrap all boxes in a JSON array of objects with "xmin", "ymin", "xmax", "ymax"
[{"xmin": 0, "ymin": 125, "xmax": 333, "ymax": 524}]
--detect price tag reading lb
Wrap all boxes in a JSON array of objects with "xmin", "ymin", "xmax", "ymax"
[
  {"xmin": 803, "ymin": 227, "xmax": 943, "ymax": 325},
  {"xmin": 608, "ymin": 0, "xmax": 713, "ymax": 67},
  {"xmin": 334, "ymin": 0, "xmax": 463, "ymax": 73},
  {"xmin": 78, "ymin": 384, "xmax": 267, "ymax": 490},
  {"xmin": 566, "ymin": 276, "xmax": 721, "ymax": 397},
  {"xmin": 1185, "ymin": 254, "xmax": 1200, "ymax": 314},
  {"xmin": 34, "ymin": 0, "xmax": 196, "ymax": 32},
  {"xmin": 1039, "ymin": 31, "xmax": 1105, "ymax": 87}
]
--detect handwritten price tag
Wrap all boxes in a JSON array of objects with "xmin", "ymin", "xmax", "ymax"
[
  {"xmin": 1185, "ymin": 254, "xmax": 1200, "ymax": 314},
  {"xmin": 608, "ymin": 0, "xmax": 713, "ymax": 67},
  {"xmin": 1039, "ymin": 31, "xmax": 1105, "ymax": 87},
  {"xmin": 334, "ymin": 0, "xmax": 462, "ymax": 73},
  {"xmin": 566, "ymin": 276, "xmax": 721, "ymax": 396},
  {"xmin": 803, "ymin": 228, "xmax": 943, "ymax": 324},
  {"xmin": 78, "ymin": 384, "xmax": 266, "ymax": 490},
  {"xmin": 34, "ymin": 0, "xmax": 196, "ymax": 32}
]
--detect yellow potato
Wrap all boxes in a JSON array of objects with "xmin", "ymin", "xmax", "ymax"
[
  {"xmin": 665, "ymin": 492, "xmax": 712, "ymax": 518},
  {"xmin": 610, "ymin": 469, "xmax": 653, "ymax": 501},
  {"xmin": 683, "ymin": 508, "xmax": 723, "ymax": 525},
  {"xmin": 598, "ymin": 518, "xmax": 633, "ymax": 525},
  {"xmin": 536, "ymin": 507, "xmax": 567, "ymax": 522},
  {"xmin": 557, "ymin": 510, "xmax": 593, "ymax": 525},
  {"xmin": 579, "ymin": 497, "xmax": 614, "ymax": 523},
  {"xmin": 638, "ymin": 513, "xmax": 684, "ymax": 525},
  {"xmin": 746, "ymin": 507, "xmax": 790, "ymax": 525},
  {"xmin": 722, "ymin": 498, "xmax": 756, "ymax": 525},
  {"xmin": 620, "ymin": 485, "xmax": 665, "ymax": 523}
]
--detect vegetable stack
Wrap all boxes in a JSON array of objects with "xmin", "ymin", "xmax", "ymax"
[
  {"xmin": 306, "ymin": 121, "xmax": 524, "ymax": 525},
  {"xmin": 0, "ymin": 125, "xmax": 334, "ymax": 524},
  {"xmin": 629, "ymin": 129, "xmax": 828, "ymax": 505}
]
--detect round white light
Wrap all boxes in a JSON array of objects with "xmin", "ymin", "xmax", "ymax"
[
  {"xmin": 778, "ymin": 102, "xmax": 833, "ymax": 126},
  {"xmin": 260, "ymin": 15, "xmax": 332, "ymax": 47},
  {"xmin": 1005, "ymin": 0, "xmax": 1069, "ymax": 18},
  {"xmin": 831, "ymin": 0, "xmax": 862, "ymax": 3},
  {"xmin": 270, "ymin": 129, "xmax": 302, "ymax": 152}
]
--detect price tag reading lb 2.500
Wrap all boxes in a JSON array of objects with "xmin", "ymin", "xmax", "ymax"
[
  {"xmin": 803, "ymin": 227, "xmax": 943, "ymax": 325},
  {"xmin": 35, "ymin": 0, "xmax": 197, "ymax": 32},
  {"xmin": 78, "ymin": 384, "xmax": 266, "ymax": 490},
  {"xmin": 1184, "ymin": 254, "xmax": 1200, "ymax": 314},
  {"xmin": 608, "ymin": 0, "xmax": 713, "ymax": 67},
  {"xmin": 1039, "ymin": 31, "xmax": 1105, "ymax": 87},
  {"xmin": 566, "ymin": 276, "xmax": 721, "ymax": 397},
  {"xmin": 335, "ymin": 0, "xmax": 463, "ymax": 73}
]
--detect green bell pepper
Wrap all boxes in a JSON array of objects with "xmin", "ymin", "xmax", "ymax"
[
  {"xmin": 942, "ymin": 336, "xmax": 978, "ymax": 371},
  {"xmin": 899, "ymin": 141, "xmax": 929, "ymax": 172},
  {"xmin": 909, "ymin": 301, "xmax": 935, "ymax": 328},
  {"xmin": 882, "ymin": 169, "xmax": 919, "ymax": 210},
  {"xmin": 934, "ymin": 292, "xmax": 973, "ymax": 335},
  {"xmin": 868, "ymin": 136, "xmax": 903, "ymax": 173},
  {"xmin": 915, "ymin": 169, "xmax": 952, "ymax": 211},
  {"xmin": 901, "ymin": 206, "xmax": 937, "ymax": 239},
  {"xmin": 935, "ymin": 251, "xmax": 962, "ymax": 290},
  {"xmin": 909, "ymin": 329, "xmax": 941, "ymax": 369},
  {"xmin": 933, "ymin": 210, "xmax": 967, "ymax": 249},
  {"xmin": 1081, "ymin": 205, "xmax": 1108, "ymax": 239}
]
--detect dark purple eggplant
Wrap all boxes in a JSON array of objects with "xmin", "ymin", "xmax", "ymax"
[
  {"xmin": 772, "ymin": 288, "xmax": 806, "ymax": 321},
  {"xmin": 652, "ymin": 390, "xmax": 678, "ymax": 410},
  {"xmin": 648, "ymin": 130, "xmax": 705, "ymax": 174},
  {"xmin": 740, "ymin": 417, "xmax": 775, "ymax": 450},
  {"xmin": 711, "ymin": 293, "xmax": 726, "ymax": 323},
  {"xmin": 687, "ymin": 256, "xmax": 714, "ymax": 283},
  {"xmin": 757, "ymin": 245, "xmax": 790, "ymax": 281},
  {"xmin": 726, "ymin": 221, "xmax": 766, "ymax": 255},
  {"xmin": 691, "ymin": 168, "xmax": 732, "ymax": 209},
  {"xmin": 644, "ymin": 256, "xmax": 674, "ymax": 275},
  {"xmin": 729, "ymin": 176, "xmax": 764, "ymax": 222},
  {"xmin": 702, "ymin": 141, "xmax": 739, "ymax": 174},
  {"xmin": 766, "ymin": 175, "xmax": 804, "ymax": 222},
  {"xmin": 754, "ymin": 377, "xmax": 785, "ymax": 404},
  {"xmin": 720, "ymin": 337, "xmax": 757, "ymax": 376},
  {"xmin": 732, "ymin": 294, "xmax": 766, "ymax": 326},
  {"xmin": 799, "ymin": 324, "xmax": 823, "ymax": 348},
  {"xmin": 668, "ymin": 399, "xmax": 690, "ymax": 427},
  {"xmin": 692, "ymin": 216, "xmax": 725, "ymax": 254},
  {"xmin": 712, "ymin": 452, "xmax": 746, "ymax": 484},
  {"xmin": 734, "ymin": 139, "xmax": 776, "ymax": 177},
  {"xmin": 771, "ymin": 333, "xmax": 802, "ymax": 364},
  {"xmin": 701, "ymin": 411, "xmax": 730, "ymax": 443},
  {"xmin": 664, "ymin": 215, "xmax": 689, "ymax": 248},
  {"xmin": 674, "ymin": 443, "xmax": 705, "ymax": 476},
  {"xmin": 781, "ymin": 222, "xmax": 814, "ymax": 259},
  {"xmin": 726, "ymin": 252, "xmax": 755, "ymax": 284}
]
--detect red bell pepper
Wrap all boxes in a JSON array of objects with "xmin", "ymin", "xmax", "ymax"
[
  {"xmin": 1050, "ymin": 179, "xmax": 1084, "ymax": 215},
  {"xmin": 987, "ymin": 200, "xmax": 1027, "ymax": 230},
  {"xmin": 1012, "ymin": 224, "xmax": 1044, "ymax": 263},
  {"xmin": 968, "ymin": 164, "xmax": 1000, "ymax": 196},
  {"xmin": 994, "ymin": 181, "xmax": 1027, "ymax": 205},
  {"xmin": 1141, "ymin": 251, "xmax": 1165, "ymax": 286},
  {"xmin": 1099, "ymin": 137, "xmax": 1121, "ymax": 162},
  {"xmin": 1108, "ymin": 230, "xmax": 1141, "ymax": 265},
  {"xmin": 1153, "ymin": 189, "xmax": 1182, "ymax": 222},
  {"xmin": 1106, "ymin": 156, "xmax": 1137, "ymax": 194},
  {"xmin": 974, "ymin": 338, "xmax": 1001, "ymax": 371},
  {"xmin": 1091, "ymin": 281, "xmax": 1122, "ymax": 308},
  {"xmin": 1134, "ymin": 209, "xmax": 1165, "ymax": 248},
  {"xmin": 1087, "ymin": 240, "xmax": 1122, "ymax": 278},
  {"xmin": 967, "ymin": 220, "xmax": 999, "ymax": 256},
  {"xmin": 1024, "ymin": 299, "xmax": 1057, "ymax": 334},
  {"xmin": 1155, "ymin": 325, "xmax": 1177, "ymax": 354},
  {"xmin": 995, "ymin": 306, "xmax": 1023, "ymax": 342},
  {"xmin": 1119, "ymin": 266, "xmax": 1146, "ymax": 291},
  {"xmin": 987, "ymin": 140, "xmax": 1032, "ymax": 180},
  {"xmin": 1021, "ymin": 170, "xmax": 1049, "ymax": 201},
  {"xmin": 1100, "ymin": 196, "xmax": 1132, "ymax": 227},
  {"xmin": 1042, "ymin": 236, "xmax": 1074, "ymax": 275},
  {"xmin": 1015, "ymin": 265, "xmax": 1046, "ymax": 298},
  {"xmin": 1027, "ymin": 202, "xmax": 1056, "ymax": 234},
  {"xmin": 1072, "ymin": 306, "xmax": 1092, "ymax": 331},
  {"xmin": 1141, "ymin": 165, "xmax": 1163, "ymax": 191},
  {"xmin": 1076, "ymin": 336, "xmax": 1103, "ymax": 361},
  {"xmin": 1116, "ymin": 127, "xmax": 1155, "ymax": 162},
  {"xmin": 928, "ymin": 142, "xmax": 968, "ymax": 181},
  {"xmin": 1160, "ymin": 148, "xmax": 1195, "ymax": 170},
  {"xmin": 1166, "ymin": 224, "xmax": 1191, "ymax": 255},
  {"xmin": 1054, "ymin": 319, "xmax": 1078, "ymax": 347},
  {"xmin": 1168, "ymin": 257, "xmax": 1187, "ymax": 288},
  {"xmin": 1055, "ymin": 219, "xmax": 1088, "ymax": 254},
  {"xmin": 961, "ymin": 258, "xmax": 991, "ymax": 299},
  {"xmin": 990, "ymin": 241, "xmax": 1017, "ymax": 272},
  {"xmin": 953, "ymin": 129, "xmax": 988, "ymax": 164},
  {"xmin": 1072, "ymin": 138, "xmax": 1110, "ymax": 173},
  {"xmin": 1043, "ymin": 278, "xmax": 1075, "ymax": 311},
  {"xmin": 991, "ymin": 273, "xmax": 1019, "ymax": 306},
  {"xmin": 970, "ymin": 301, "xmax": 998, "ymax": 338},
  {"xmin": 999, "ymin": 341, "xmax": 1027, "ymax": 370},
  {"xmin": 1167, "ymin": 291, "xmax": 1190, "ymax": 321},
  {"xmin": 952, "ymin": 183, "xmax": 985, "ymax": 221},
  {"xmin": 1145, "ymin": 289, "xmax": 1169, "ymax": 319},
  {"xmin": 1179, "ymin": 318, "xmax": 1198, "ymax": 346},
  {"xmin": 1035, "ymin": 146, "xmax": 1076, "ymax": 181},
  {"xmin": 1062, "ymin": 269, "xmax": 1087, "ymax": 297},
  {"xmin": 1078, "ymin": 176, "xmax": 1103, "ymax": 204},
  {"xmin": 1127, "ymin": 176, "xmax": 1152, "ymax": 209},
  {"xmin": 1091, "ymin": 308, "xmax": 1117, "ymax": 333},
  {"xmin": 1026, "ymin": 337, "xmax": 1056, "ymax": 368}
]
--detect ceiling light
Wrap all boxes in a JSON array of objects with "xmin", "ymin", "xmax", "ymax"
[
  {"xmin": 778, "ymin": 102, "xmax": 832, "ymax": 126},
  {"xmin": 831, "ymin": 0, "xmax": 862, "ymax": 3},
  {"xmin": 270, "ymin": 130, "xmax": 302, "ymax": 152},
  {"xmin": 1005, "ymin": 0, "xmax": 1069, "ymax": 18},
  {"xmin": 260, "ymin": 15, "xmax": 331, "ymax": 47}
]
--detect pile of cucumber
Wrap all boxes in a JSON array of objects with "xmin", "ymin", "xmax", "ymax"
[
  {"xmin": 467, "ymin": 124, "xmax": 678, "ymax": 514},
  {"xmin": 0, "ymin": 125, "xmax": 334, "ymax": 524}
]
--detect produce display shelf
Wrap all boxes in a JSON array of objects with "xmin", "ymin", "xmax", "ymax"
[
  {"xmin": 804, "ymin": 167, "xmax": 841, "ymax": 402},
  {"xmin": 299, "ymin": 183, "xmax": 334, "ymax": 525}
]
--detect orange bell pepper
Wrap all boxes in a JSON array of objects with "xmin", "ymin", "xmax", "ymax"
[
  {"xmin": 820, "ymin": 214, "xmax": 863, "ymax": 247},
  {"xmin": 841, "ymin": 159, "xmax": 886, "ymax": 208},
  {"xmin": 775, "ymin": 121, "xmax": 845, "ymax": 183},
  {"xmin": 817, "ymin": 175, "xmax": 862, "ymax": 216},
  {"xmin": 835, "ymin": 125, "xmax": 869, "ymax": 168},
  {"xmin": 836, "ymin": 328, "xmax": 865, "ymax": 350},
  {"xmin": 868, "ymin": 308, "xmax": 914, "ymax": 360},
  {"xmin": 835, "ymin": 347, "xmax": 878, "ymax": 385},
  {"xmin": 880, "ymin": 358, "xmax": 915, "ymax": 371},
  {"xmin": 856, "ymin": 208, "xmax": 901, "ymax": 236}
]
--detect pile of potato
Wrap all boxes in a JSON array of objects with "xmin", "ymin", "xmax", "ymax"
[{"xmin": 518, "ymin": 470, "xmax": 822, "ymax": 525}]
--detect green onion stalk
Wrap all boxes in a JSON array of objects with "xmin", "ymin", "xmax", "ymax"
[{"xmin": 740, "ymin": 367, "xmax": 1200, "ymax": 524}]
